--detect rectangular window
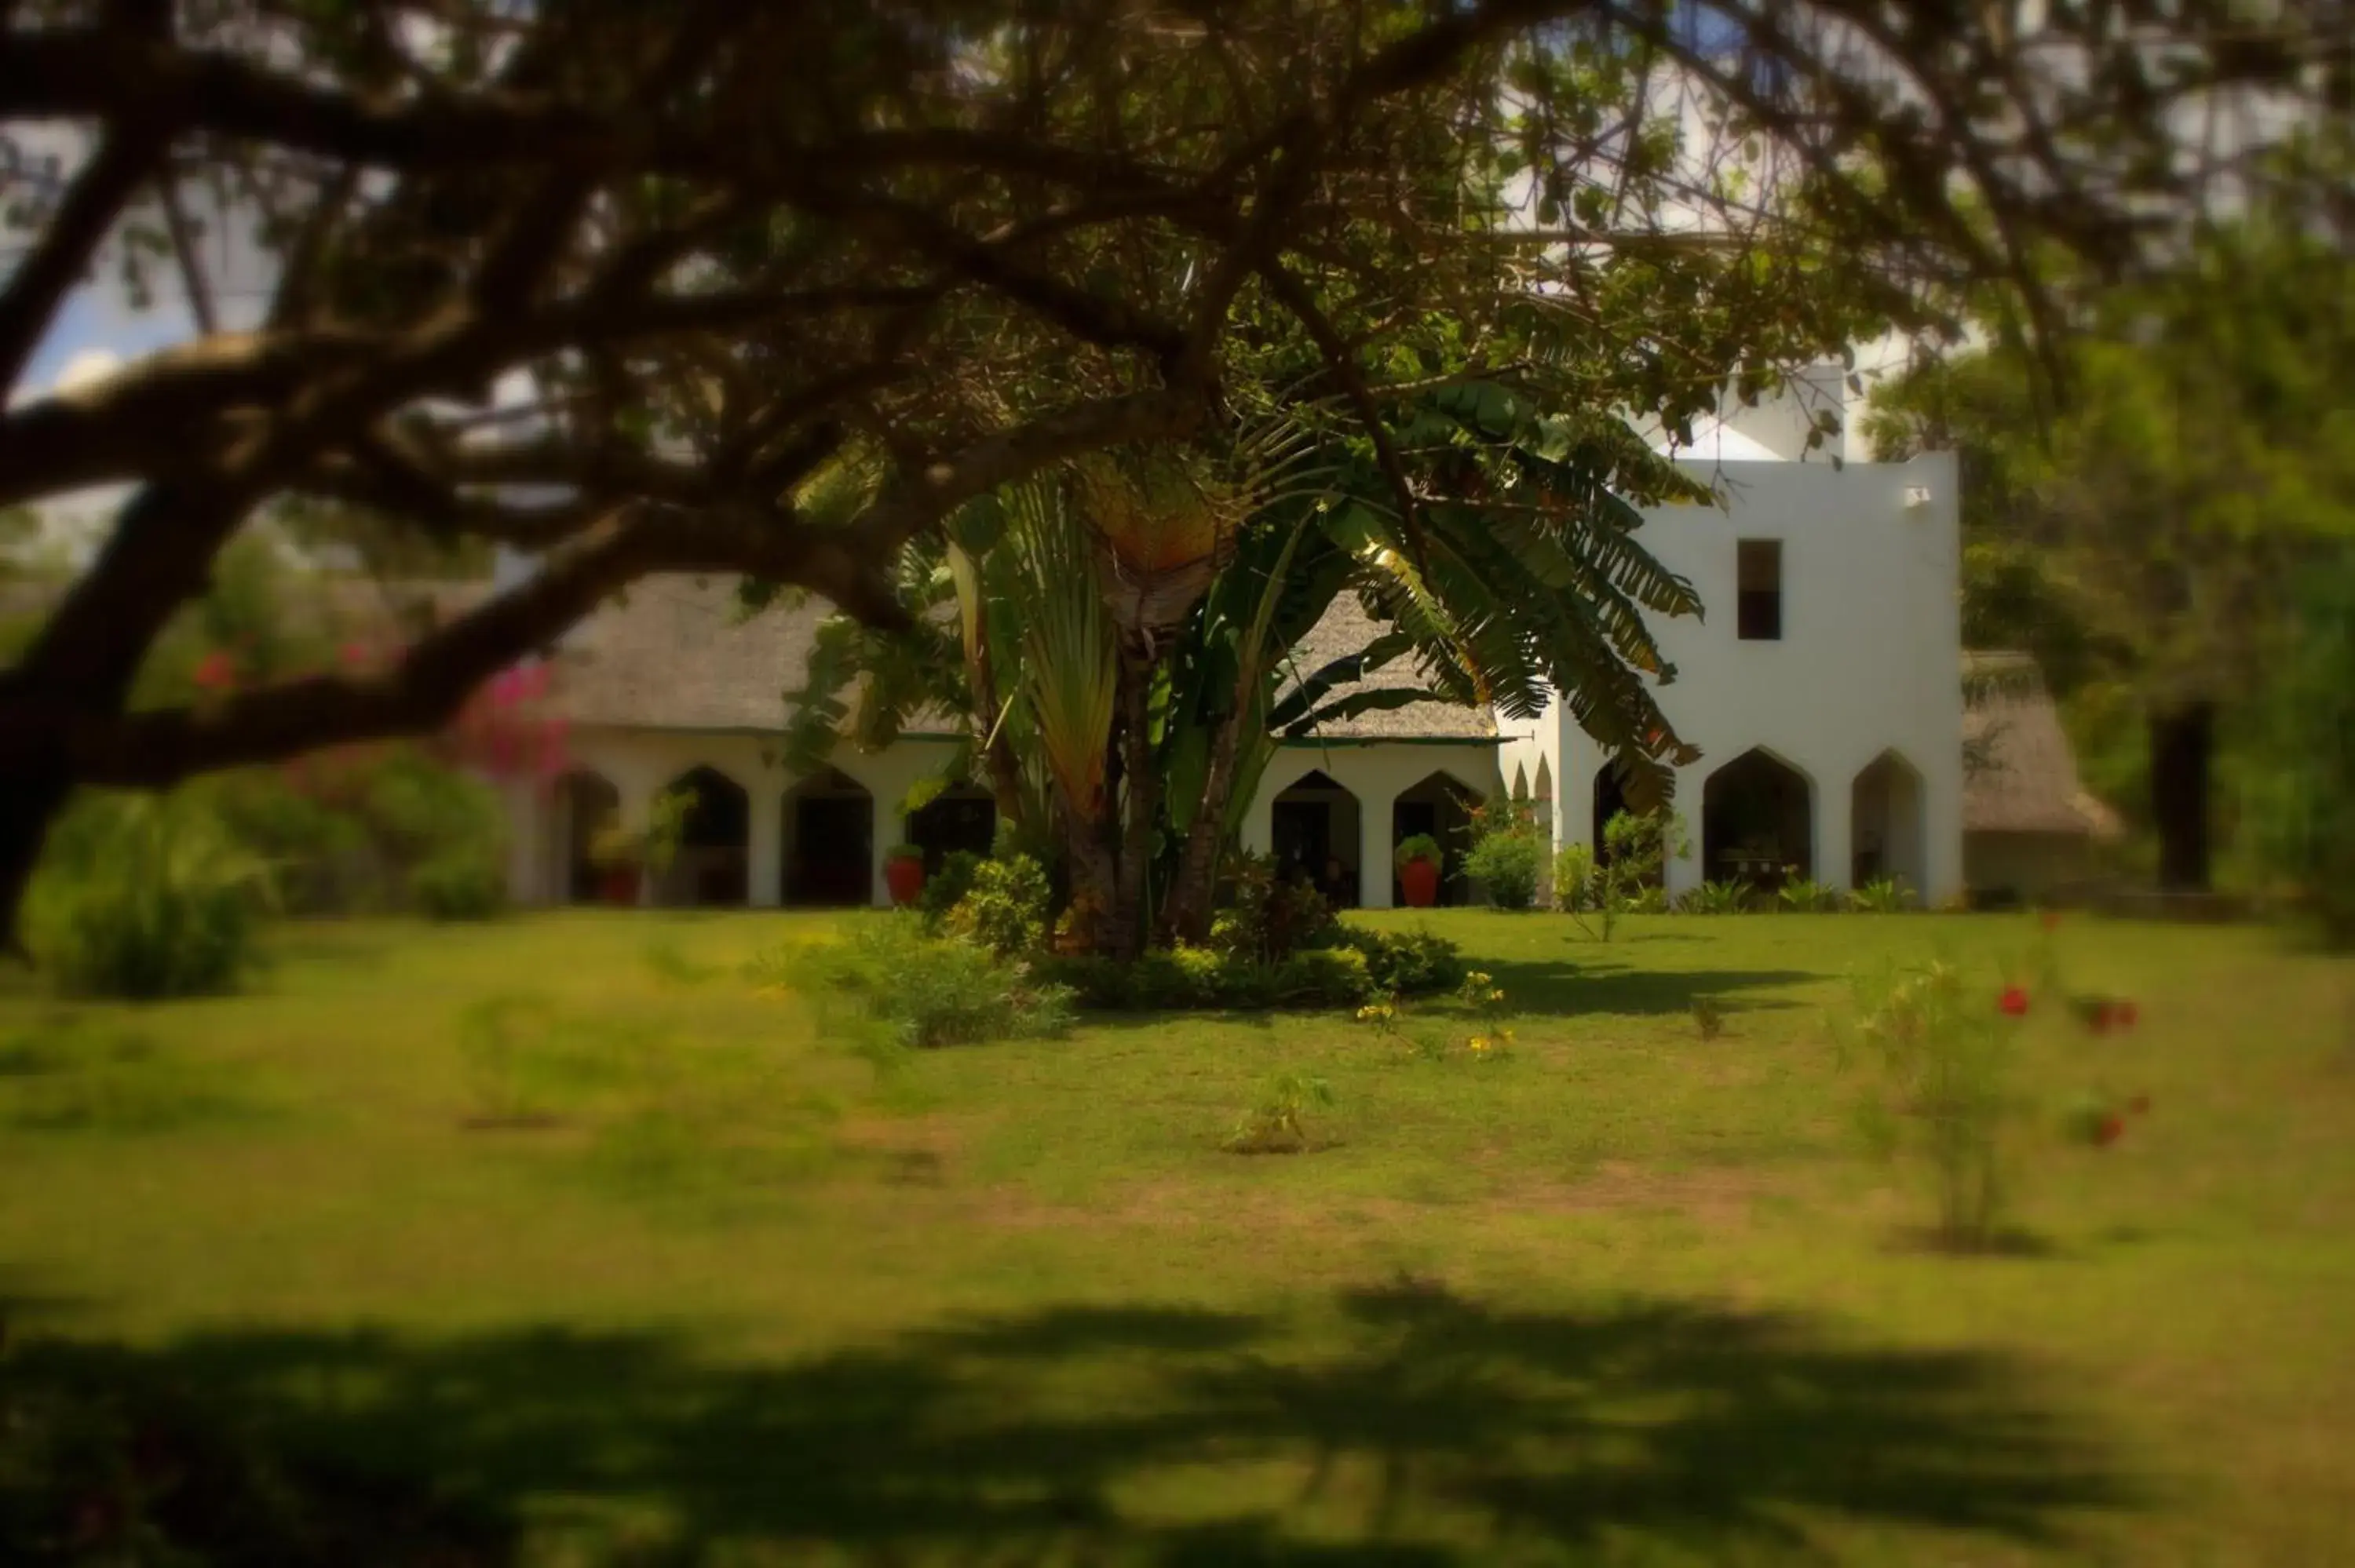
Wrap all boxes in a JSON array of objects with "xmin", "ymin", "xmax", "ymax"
[{"xmin": 1737, "ymin": 539, "xmax": 1783, "ymax": 641}]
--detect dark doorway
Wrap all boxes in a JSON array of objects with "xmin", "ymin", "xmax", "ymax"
[
  {"xmin": 1701, "ymin": 748, "xmax": 1813, "ymax": 892},
  {"xmin": 1391, "ymin": 771, "xmax": 1484, "ymax": 906},
  {"xmin": 555, "ymin": 769, "xmax": 621, "ymax": 903},
  {"xmin": 907, "ymin": 782, "xmax": 997, "ymax": 872},
  {"xmin": 784, "ymin": 768, "xmax": 874, "ymax": 906},
  {"xmin": 658, "ymin": 766, "xmax": 750, "ymax": 906},
  {"xmin": 1271, "ymin": 769, "xmax": 1361, "ymax": 906}
]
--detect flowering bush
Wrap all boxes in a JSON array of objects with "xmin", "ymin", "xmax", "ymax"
[{"xmin": 1838, "ymin": 960, "xmax": 2027, "ymax": 1250}]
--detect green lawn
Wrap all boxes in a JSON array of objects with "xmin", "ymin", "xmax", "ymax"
[{"xmin": 2, "ymin": 910, "xmax": 2351, "ymax": 1566}]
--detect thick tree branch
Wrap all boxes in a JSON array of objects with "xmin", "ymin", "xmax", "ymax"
[{"xmin": 0, "ymin": 125, "xmax": 164, "ymax": 394}]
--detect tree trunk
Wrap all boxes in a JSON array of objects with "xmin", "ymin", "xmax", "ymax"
[
  {"xmin": 2149, "ymin": 700, "xmax": 2216, "ymax": 892},
  {"xmin": 0, "ymin": 481, "xmax": 250, "ymax": 947},
  {"xmin": 1161, "ymin": 704, "xmax": 1249, "ymax": 946},
  {"xmin": 1107, "ymin": 643, "xmax": 1160, "ymax": 960},
  {"xmin": 0, "ymin": 764, "xmax": 71, "ymax": 954}
]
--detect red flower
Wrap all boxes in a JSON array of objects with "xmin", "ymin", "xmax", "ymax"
[
  {"xmin": 193, "ymin": 650, "xmax": 236, "ymax": 691},
  {"xmin": 2094, "ymin": 1114, "xmax": 2125, "ymax": 1147},
  {"xmin": 1998, "ymin": 986, "xmax": 2030, "ymax": 1017}
]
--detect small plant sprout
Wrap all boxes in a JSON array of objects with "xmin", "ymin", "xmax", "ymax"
[
  {"xmin": 1224, "ymin": 1072, "xmax": 1337, "ymax": 1154},
  {"xmin": 1692, "ymin": 994, "xmax": 1726, "ymax": 1041}
]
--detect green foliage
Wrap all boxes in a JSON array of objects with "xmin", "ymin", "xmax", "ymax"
[
  {"xmin": 1573, "ymin": 810, "xmax": 1688, "ymax": 941},
  {"xmin": 2246, "ymin": 549, "xmax": 2355, "ymax": 943},
  {"xmin": 1849, "ymin": 877, "xmax": 1915, "ymax": 913},
  {"xmin": 1776, "ymin": 877, "xmax": 1843, "ymax": 913},
  {"xmin": 1678, "ymin": 880, "xmax": 1754, "ymax": 915},
  {"xmin": 945, "ymin": 854, "xmax": 1053, "ymax": 961},
  {"xmin": 1327, "ymin": 926, "xmax": 1466, "ymax": 997},
  {"xmin": 1223, "ymin": 1071, "xmax": 1335, "ymax": 1154},
  {"xmin": 1393, "ymin": 833, "xmax": 1443, "ymax": 870},
  {"xmin": 24, "ymin": 792, "xmax": 273, "ymax": 999},
  {"xmin": 1042, "ymin": 942, "xmax": 1377, "ymax": 1012},
  {"xmin": 411, "ymin": 849, "xmax": 506, "ymax": 922},
  {"xmin": 797, "ymin": 917, "xmax": 1075, "ymax": 1049},
  {"xmin": 1457, "ymin": 969, "xmax": 1515, "ymax": 1058},
  {"xmin": 1552, "ymin": 842, "xmax": 1594, "ymax": 913},
  {"xmin": 918, "ymin": 849, "xmax": 984, "ymax": 934},
  {"xmin": 1464, "ymin": 826, "xmax": 1546, "ymax": 910},
  {"xmin": 1836, "ymin": 960, "xmax": 2025, "ymax": 1251},
  {"xmin": 1692, "ymin": 995, "xmax": 1726, "ymax": 1040},
  {"xmin": 1210, "ymin": 851, "xmax": 1338, "ymax": 963}
]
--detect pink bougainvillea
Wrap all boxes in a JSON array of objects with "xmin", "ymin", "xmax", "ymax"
[{"xmin": 447, "ymin": 658, "xmax": 569, "ymax": 786}]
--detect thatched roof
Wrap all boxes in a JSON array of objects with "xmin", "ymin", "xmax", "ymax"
[
  {"xmin": 549, "ymin": 573, "xmax": 1498, "ymax": 741},
  {"xmin": 1962, "ymin": 651, "xmax": 2123, "ymax": 839},
  {"xmin": 1276, "ymin": 596, "xmax": 1499, "ymax": 742}
]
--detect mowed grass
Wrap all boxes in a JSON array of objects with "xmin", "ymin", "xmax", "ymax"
[{"xmin": 2, "ymin": 909, "xmax": 2351, "ymax": 1565}]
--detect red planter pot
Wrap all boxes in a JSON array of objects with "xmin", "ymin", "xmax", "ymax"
[
  {"xmin": 601, "ymin": 867, "xmax": 640, "ymax": 906},
  {"xmin": 1399, "ymin": 857, "xmax": 1441, "ymax": 909},
  {"xmin": 885, "ymin": 855, "xmax": 926, "ymax": 907}
]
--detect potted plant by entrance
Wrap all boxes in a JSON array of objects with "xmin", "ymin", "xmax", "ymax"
[
  {"xmin": 1395, "ymin": 833, "xmax": 1444, "ymax": 909},
  {"xmin": 587, "ymin": 823, "xmax": 644, "ymax": 906},
  {"xmin": 885, "ymin": 843, "xmax": 927, "ymax": 906}
]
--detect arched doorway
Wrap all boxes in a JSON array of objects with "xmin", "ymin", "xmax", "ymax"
[
  {"xmin": 783, "ymin": 768, "xmax": 874, "ymax": 907},
  {"xmin": 656, "ymin": 766, "xmax": 750, "ymax": 906},
  {"xmin": 1851, "ymin": 750, "xmax": 1926, "ymax": 900},
  {"xmin": 553, "ymin": 768, "xmax": 620, "ymax": 903},
  {"xmin": 1591, "ymin": 760, "xmax": 1665, "ymax": 888},
  {"xmin": 1702, "ymin": 748, "xmax": 1813, "ymax": 892},
  {"xmin": 1272, "ymin": 769, "xmax": 1363, "ymax": 907},
  {"xmin": 1392, "ymin": 771, "xmax": 1484, "ymax": 906},
  {"xmin": 906, "ymin": 781, "xmax": 997, "ymax": 872}
]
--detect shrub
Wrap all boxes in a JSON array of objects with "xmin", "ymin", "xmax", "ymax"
[
  {"xmin": 1552, "ymin": 842, "xmax": 1594, "ymax": 912},
  {"xmin": 1573, "ymin": 810, "xmax": 1688, "ymax": 940},
  {"xmin": 1464, "ymin": 827, "xmax": 1546, "ymax": 910},
  {"xmin": 1210, "ymin": 850, "xmax": 1337, "ymax": 963},
  {"xmin": 1329, "ymin": 925, "xmax": 1466, "ymax": 997},
  {"xmin": 1692, "ymin": 994, "xmax": 1725, "ymax": 1040},
  {"xmin": 1849, "ymin": 876, "xmax": 1915, "ymax": 913},
  {"xmin": 411, "ymin": 848, "xmax": 506, "ymax": 921},
  {"xmin": 1678, "ymin": 879, "xmax": 1754, "ymax": 915},
  {"xmin": 797, "ymin": 916, "xmax": 1074, "ymax": 1048},
  {"xmin": 1776, "ymin": 874, "xmax": 1843, "ymax": 913},
  {"xmin": 24, "ymin": 792, "xmax": 272, "ymax": 999},
  {"xmin": 945, "ymin": 853, "xmax": 1052, "ymax": 960},
  {"xmin": 1223, "ymin": 1071, "xmax": 1335, "ymax": 1154},
  {"xmin": 1837, "ymin": 960, "xmax": 2025, "ymax": 1251},
  {"xmin": 918, "ymin": 849, "xmax": 984, "ymax": 933}
]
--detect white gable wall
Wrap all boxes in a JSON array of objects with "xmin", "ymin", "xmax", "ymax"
[{"xmin": 1531, "ymin": 450, "xmax": 1963, "ymax": 903}]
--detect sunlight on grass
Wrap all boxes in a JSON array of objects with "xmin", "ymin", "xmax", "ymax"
[{"xmin": 0, "ymin": 909, "xmax": 2350, "ymax": 1564}]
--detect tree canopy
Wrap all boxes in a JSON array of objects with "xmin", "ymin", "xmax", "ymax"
[{"xmin": 0, "ymin": 0, "xmax": 2342, "ymax": 934}]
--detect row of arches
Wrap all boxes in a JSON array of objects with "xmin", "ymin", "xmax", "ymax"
[
  {"xmin": 1269, "ymin": 768, "xmax": 1488, "ymax": 908},
  {"xmin": 550, "ymin": 766, "xmax": 998, "ymax": 908},
  {"xmin": 1601, "ymin": 746, "xmax": 1926, "ymax": 893}
]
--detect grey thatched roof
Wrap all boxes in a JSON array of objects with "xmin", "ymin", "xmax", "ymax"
[
  {"xmin": 1962, "ymin": 651, "xmax": 2123, "ymax": 838},
  {"xmin": 1276, "ymin": 596, "xmax": 1498, "ymax": 741},
  {"xmin": 550, "ymin": 573, "xmax": 1498, "ymax": 740}
]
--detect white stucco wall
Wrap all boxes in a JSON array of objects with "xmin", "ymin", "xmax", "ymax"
[
  {"xmin": 1502, "ymin": 449, "xmax": 1964, "ymax": 903},
  {"xmin": 507, "ymin": 726, "xmax": 966, "ymax": 908},
  {"xmin": 1242, "ymin": 743, "xmax": 1506, "ymax": 909}
]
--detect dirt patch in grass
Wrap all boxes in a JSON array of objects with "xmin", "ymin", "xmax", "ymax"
[{"xmin": 1517, "ymin": 1161, "xmax": 1784, "ymax": 1227}]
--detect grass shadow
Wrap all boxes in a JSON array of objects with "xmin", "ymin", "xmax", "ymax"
[
  {"xmin": 0, "ymin": 1282, "xmax": 2134, "ymax": 1564},
  {"xmin": 1482, "ymin": 957, "xmax": 1820, "ymax": 1018}
]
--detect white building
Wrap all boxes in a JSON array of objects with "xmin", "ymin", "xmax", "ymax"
[{"xmin": 498, "ymin": 375, "xmax": 2003, "ymax": 911}]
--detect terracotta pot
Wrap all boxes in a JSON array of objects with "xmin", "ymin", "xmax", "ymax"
[
  {"xmin": 885, "ymin": 855, "xmax": 926, "ymax": 907},
  {"xmin": 1399, "ymin": 857, "xmax": 1441, "ymax": 909},
  {"xmin": 601, "ymin": 866, "xmax": 639, "ymax": 906}
]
